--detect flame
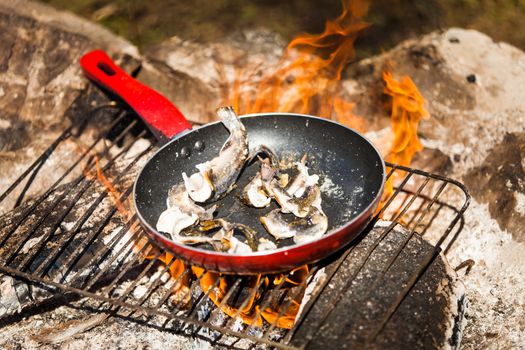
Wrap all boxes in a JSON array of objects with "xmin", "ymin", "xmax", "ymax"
[
  {"xmin": 92, "ymin": 157, "xmax": 131, "ymax": 219},
  {"xmin": 192, "ymin": 265, "xmax": 309, "ymax": 329},
  {"xmin": 383, "ymin": 71, "xmax": 429, "ymax": 165},
  {"xmin": 224, "ymin": 0, "xmax": 369, "ymax": 132},
  {"xmin": 84, "ymin": 157, "xmax": 191, "ymax": 300},
  {"xmin": 380, "ymin": 71, "xmax": 430, "ymax": 203},
  {"xmin": 223, "ymin": 0, "xmax": 429, "ymax": 209}
]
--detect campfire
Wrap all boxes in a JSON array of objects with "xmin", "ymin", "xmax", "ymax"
[
  {"xmin": 78, "ymin": 0, "xmax": 433, "ymax": 332},
  {"xmin": 0, "ymin": 0, "xmax": 480, "ymax": 349}
]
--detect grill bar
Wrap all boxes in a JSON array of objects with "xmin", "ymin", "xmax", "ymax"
[
  {"xmin": 2, "ymin": 111, "xmax": 135, "ymax": 266},
  {"xmin": 0, "ymin": 103, "xmax": 470, "ymax": 349}
]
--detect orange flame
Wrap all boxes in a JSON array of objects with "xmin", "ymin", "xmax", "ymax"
[
  {"xmin": 225, "ymin": 0, "xmax": 370, "ymax": 132},
  {"xmin": 84, "ymin": 157, "xmax": 191, "ymax": 301},
  {"xmin": 383, "ymin": 71, "xmax": 429, "ymax": 165},
  {"xmin": 92, "ymin": 158, "xmax": 130, "ymax": 219},
  {"xmin": 380, "ymin": 71, "xmax": 430, "ymax": 204},
  {"xmin": 192, "ymin": 265, "xmax": 309, "ymax": 329}
]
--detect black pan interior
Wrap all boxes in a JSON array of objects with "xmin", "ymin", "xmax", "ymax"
[{"xmin": 135, "ymin": 114, "xmax": 385, "ymax": 248}]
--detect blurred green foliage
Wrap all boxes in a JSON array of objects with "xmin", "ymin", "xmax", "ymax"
[{"xmin": 41, "ymin": 0, "xmax": 525, "ymax": 54}]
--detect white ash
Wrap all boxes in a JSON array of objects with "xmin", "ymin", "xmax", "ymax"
[
  {"xmin": 111, "ymin": 280, "xmax": 133, "ymax": 298},
  {"xmin": 123, "ymin": 138, "xmax": 152, "ymax": 160},
  {"xmin": 296, "ymin": 267, "xmax": 327, "ymax": 321},
  {"xmin": 0, "ymin": 304, "xmax": 215, "ymax": 350},
  {"xmin": 60, "ymin": 221, "xmax": 76, "ymax": 232},
  {"xmin": 102, "ymin": 226, "xmax": 132, "ymax": 253},
  {"xmin": 20, "ymin": 235, "xmax": 44, "ymax": 254},
  {"xmin": 149, "ymin": 266, "xmax": 171, "ymax": 284},
  {"xmin": 446, "ymin": 201, "xmax": 525, "ymax": 348},
  {"xmin": 438, "ymin": 251, "xmax": 467, "ymax": 350},
  {"xmin": 0, "ymin": 276, "xmax": 25, "ymax": 315},
  {"xmin": 514, "ymin": 192, "xmax": 525, "ymax": 216},
  {"xmin": 231, "ymin": 317, "xmax": 245, "ymax": 333},
  {"xmin": 132, "ymin": 285, "xmax": 149, "ymax": 300}
]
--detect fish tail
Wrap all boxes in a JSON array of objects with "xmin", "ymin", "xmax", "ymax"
[{"xmin": 216, "ymin": 106, "xmax": 243, "ymax": 132}]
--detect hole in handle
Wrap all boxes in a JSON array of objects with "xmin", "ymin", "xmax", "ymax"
[{"xmin": 97, "ymin": 62, "xmax": 116, "ymax": 76}]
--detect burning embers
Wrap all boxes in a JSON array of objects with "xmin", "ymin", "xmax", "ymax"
[{"xmin": 192, "ymin": 266, "xmax": 308, "ymax": 329}]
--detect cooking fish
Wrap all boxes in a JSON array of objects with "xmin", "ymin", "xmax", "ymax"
[
  {"xmin": 242, "ymin": 172, "xmax": 270, "ymax": 208},
  {"xmin": 167, "ymin": 184, "xmax": 216, "ymax": 218},
  {"xmin": 222, "ymin": 235, "xmax": 253, "ymax": 254},
  {"xmin": 183, "ymin": 107, "xmax": 248, "ymax": 202},
  {"xmin": 247, "ymin": 145, "xmax": 279, "ymax": 166},
  {"xmin": 156, "ymin": 184, "xmax": 216, "ymax": 238},
  {"xmin": 156, "ymin": 206, "xmax": 198, "ymax": 239},
  {"xmin": 260, "ymin": 157, "xmax": 279, "ymax": 192},
  {"xmin": 257, "ymin": 155, "xmax": 321, "ymax": 217},
  {"xmin": 283, "ymin": 156, "xmax": 319, "ymax": 198},
  {"xmin": 242, "ymin": 144, "xmax": 280, "ymax": 207},
  {"xmin": 200, "ymin": 219, "xmax": 255, "ymax": 253},
  {"xmin": 157, "ymin": 211, "xmax": 221, "ymax": 246},
  {"xmin": 257, "ymin": 238, "xmax": 278, "ymax": 251},
  {"xmin": 260, "ymin": 207, "xmax": 328, "ymax": 244},
  {"xmin": 270, "ymin": 178, "xmax": 321, "ymax": 218}
]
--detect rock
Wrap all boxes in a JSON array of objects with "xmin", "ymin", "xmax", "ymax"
[
  {"xmin": 464, "ymin": 132, "xmax": 525, "ymax": 242},
  {"xmin": 347, "ymin": 28, "xmax": 525, "ymax": 170},
  {"xmin": 410, "ymin": 147, "xmax": 453, "ymax": 175},
  {"xmin": 0, "ymin": 0, "xmax": 139, "ymax": 213},
  {"xmin": 141, "ymin": 29, "xmax": 285, "ymax": 124},
  {"xmin": 344, "ymin": 28, "xmax": 525, "ymax": 349},
  {"xmin": 0, "ymin": 0, "xmax": 138, "ymax": 136},
  {"xmin": 292, "ymin": 221, "xmax": 465, "ymax": 350}
]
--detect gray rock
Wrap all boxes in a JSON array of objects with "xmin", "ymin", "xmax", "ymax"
[
  {"xmin": 141, "ymin": 29, "xmax": 285, "ymax": 124},
  {"xmin": 292, "ymin": 222, "xmax": 465, "ymax": 350},
  {"xmin": 464, "ymin": 132, "xmax": 525, "ymax": 242},
  {"xmin": 344, "ymin": 28, "xmax": 525, "ymax": 349},
  {"xmin": 0, "ymin": 0, "xmax": 139, "ymax": 213}
]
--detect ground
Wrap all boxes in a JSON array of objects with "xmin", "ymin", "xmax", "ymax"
[{"xmin": 41, "ymin": 0, "xmax": 525, "ymax": 57}]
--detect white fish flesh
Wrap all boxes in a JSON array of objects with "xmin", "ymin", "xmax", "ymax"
[
  {"xmin": 257, "ymin": 238, "xmax": 278, "ymax": 251},
  {"xmin": 167, "ymin": 184, "xmax": 216, "ymax": 219},
  {"xmin": 242, "ymin": 172, "xmax": 271, "ymax": 208},
  {"xmin": 156, "ymin": 207, "xmax": 198, "ymax": 238},
  {"xmin": 156, "ymin": 184, "xmax": 216, "ymax": 238},
  {"xmin": 260, "ymin": 207, "xmax": 328, "ymax": 243},
  {"xmin": 184, "ymin": 106, "xmax": 248, "ymax": 202}
]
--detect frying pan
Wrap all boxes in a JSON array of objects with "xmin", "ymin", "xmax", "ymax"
[{"xmin": 80, "ymin": 50, "xmax": 385, "ymax": 274}]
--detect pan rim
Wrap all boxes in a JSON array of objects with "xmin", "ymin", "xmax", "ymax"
[{"xmin": 133, "ymin": 112, "xmax": 386, "ymax": 258}]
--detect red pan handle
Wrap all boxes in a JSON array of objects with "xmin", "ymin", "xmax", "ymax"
[{"xmin": 80, "ymin": 50, "xmax": 192, "ymax": 142}]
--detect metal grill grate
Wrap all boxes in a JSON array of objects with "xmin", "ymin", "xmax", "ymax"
[{"xmin": 0, "ymin": 103, "xmax": 469, "ymax": 349}]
